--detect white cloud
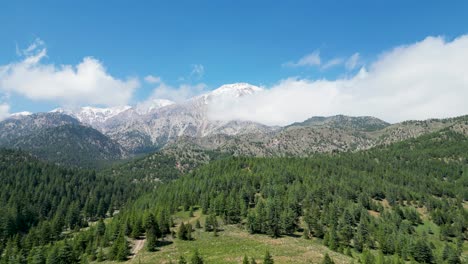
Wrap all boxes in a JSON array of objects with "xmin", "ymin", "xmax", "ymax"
[
  {"xmin": 145, "ymin": 81, "xmax": 208, "ymax": 103},
  {"xmin": 345, "ymin": 53, "xmax": 360, "ymax": 70},
  {"xmin": 0, "ymin": 40, "xmax": 139, "ymax": 107},
  {"xmin": 321, "ymin": 58, "xmax": 344, "ymax": 69},
  {"xmin": 144, "ymin": 75, "xmax": 161, "ymax": 84},
  {"xmin": 209, "ymin": 35, "xmax": 468, "ymax": 125},
  {"xmin": 0, "ymin": 102, "xmax": 10, "ymax": 121},
  {"xmin": 283, "ymin": 51, "xmax": 321, "ymax": 67},
  {"xmin": 190, "ymin": 64, "xmax": 205, "ymax": 79}
]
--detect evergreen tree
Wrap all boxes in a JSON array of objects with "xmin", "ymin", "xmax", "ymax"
[
  {"xmin": 190, "ymin": 249, "xmax": 203, "ymax": 264},
  {"xmin": 178, "ymin": 222, "xmax": 188, "ymax": 240},
  {"xmin": 322, "ymin": 253, "xmax": 335, "ymax": 264},
  {"xmin": 96, "ymin": 219, "xmax": 106, "ymax": 237},
  {"xmin": 411, "ymin": 239, "xmax": 433, "ymax": 264},
  {"xmin": 146, "ymin": 227, "xmax": 158, "ymax": 252},
  {"xmin": 96, "ymin": 247, "xmax": 104, "ymax": 262},
  {"xmin": 111, "ymin": 233, "xmax": 129, "ymax": 261},
  {"xmin": 46, "ymin": 246, "xmax": 60, "ymax": 264},
  {"xmin": 243, "ymin": 255, "xmax": 249, "ymax": 264},
  {"xmin": 178, "ymin": 256, "xmax": 187, "ymax": 264},
  {"xmin": 263, "ymin": 250, "xmax": 274, "ymax": 264},
  {"xmin": 195, "ymin": 219, "xmax": 201, "ymax": 229},
  {"xmin": 361, "ymin": 249, "xmax": 375, "ymax": 264},
  {"xmin": 28, "ymin": 247, "xmax": 46, "ymax": 264}
]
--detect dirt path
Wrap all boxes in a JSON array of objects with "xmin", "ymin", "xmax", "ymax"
[{"xmin": 131, "ymin": 239, "xmax": 146, "ymax": 258}]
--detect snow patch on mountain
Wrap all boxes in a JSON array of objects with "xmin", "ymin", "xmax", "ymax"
[
  {"xmin": 10, "ymin": 111, "xmax": 33, "ymax": 118},
  {"xmin": 51, "ymin": 106, "xmax": 131, "ymax": 125},
  {"xmin": 195, "ymin": 83, "xmax": 264, "ymax": 105},
  {"xmin": 135, "ymin": 99, "xmax": 175, "ymax": 114}
]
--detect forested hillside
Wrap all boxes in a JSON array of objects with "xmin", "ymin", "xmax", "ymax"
[
  {"xmin": 0, "ymin": 149, "xmax": 158, "ymax": 264},
  {"xmin": 0, "ymin": 129, "xmax": 466, "ymax": 263},
  {"xmin": 119, "ymin": 129, "xmax": 467, "ymax": 263}
]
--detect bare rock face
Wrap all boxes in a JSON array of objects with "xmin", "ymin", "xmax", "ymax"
[
  {"xmin": 3, "ymin": 82, "xmax": 467, "ymax": 161},
  {"xmin": 57, "ymin": 83, "xmax": 275, "ymax": 153},
  {"xmin": 0, "ymin": 112, "xmax": 125, "ymax": 167}
]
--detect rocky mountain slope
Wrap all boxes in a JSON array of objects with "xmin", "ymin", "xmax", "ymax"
[
  {"xmin": 0, "ymin": 112, "xmax": 125, "ymax": 167},
  {"xmin": 2, "ymin": 82, "xmax": 468, "ymax": 166},
  {"xmin": 55, "ymin": 83, "xmax": 275, "ymax": 153},
  {"xmin": 172, "ymin": 114, "xmax": 468, "ymax": 157}
]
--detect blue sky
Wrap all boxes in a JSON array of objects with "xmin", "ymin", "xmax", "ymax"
[{"xmin": 1, "ymin": 1, "xmax": 468, "ymax": 122}]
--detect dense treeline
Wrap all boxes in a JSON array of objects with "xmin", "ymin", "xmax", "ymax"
[
  {"xmin": 122, "ymin": 129, "xmax": 466, "ymax": 263},
  {"xmin": 1, "ymin": 129, "xmax": 467, "ymax": 263},
  {"xmin": 0, "ymin": 149, "xmax": 160, "ymax": 263}
]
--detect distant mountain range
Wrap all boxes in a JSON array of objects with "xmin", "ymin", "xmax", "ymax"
[{"xmin": 3, "ymin": 82, "xmax": 468, "ymax": 167}]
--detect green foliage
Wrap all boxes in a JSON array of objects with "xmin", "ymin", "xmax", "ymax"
[
  {"xmin": 178, "ymin": 255, "xmax": 187, "ymax": 264},
  {"xmin": 1, "ymin": 128, "xmax": 467, "ymax": 264},
  {"xmin": 411, "ymin": 239, "xmax": 433, "ymax": 263},
  {"xmin": 322, "ymin": 253, "xmax": 335, "ymax": 264},
  {"xmin": 122, "ymin": 129, "xmax": 467, "ymax": 262},
  {"xmin": 190, "ymin": 249, "xmax": 204, "ymax": 264},
  {"xmin": 4, "ymin": 124, "xmax": 124, "ymax": 168},
  {"xmin": 263, "ymin": 250, "xmax": 274, "ymax": 264}
]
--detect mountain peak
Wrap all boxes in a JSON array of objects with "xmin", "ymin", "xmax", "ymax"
[
  {"xmin": 51, "ymin": 106, "xmax": 132, "ymax": 125},
  {"xmin": 210, "ymin": 83, "xmax": 263, "ymax": 97},
  {"xmin": 135, "ymin": 99, "xmax": 175, "ymax": 114},
  {"xmin": 10, "ymin": 111, "xmax": 33, "ymax": 118}
]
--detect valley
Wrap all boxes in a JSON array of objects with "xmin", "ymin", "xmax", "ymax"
[{"xmin": 0, "ymin": 118, "xmax": 466, "ymax": 263}]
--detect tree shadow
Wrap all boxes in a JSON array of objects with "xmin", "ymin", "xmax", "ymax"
[{"xmin": 157, "ymin": 240, "xmax": 173, "ymax": 248}]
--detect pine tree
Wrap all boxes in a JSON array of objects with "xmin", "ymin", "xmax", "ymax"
[
  {"xmin": 96, "ymin": 247, "xmax": 104, "ymax": 262},
  {"xmin": 361, "ymin": 249, "xmax": 375, "ymax": 264},
  {"xmin": 190, "ymin": 249, "xmax": 203, "ymax": 264},
  {"xmin": 265, "ymin": 199, "xmax": 281, "ymax": 238},
  {"xmin": 376, "ymin": 250, "xmax": 385, "ymax": 264},
  {"xmin": 146, "ymin": 226, "xmax": 158, "ymax": 252},
  {"xmin": 250, "ymin": 257, "xmax": 257, "ymax": 264},
  {"xmin": 46, "ymin": 246, "xmax": 60, "ymax": 264},
  {"xmin": 58, "ymin": 242, "xmax": 75, "ymax": 264},
  {"xmin": 327, "ymin": 226, "xmax": 339, "ymax": 251},
  {"xmin": 189, "ymin": 207, "xmax": 194, "ymax": 218},
  {"xmin": 322, "ymin": 253, "xmax": 335, "ymax": 264},
  {"xmin": 178, "ymin": 222, "xmax": 188, "ymax": 240},
  {"xmin": 111, "ymin": 233, "xmax": 129, "ymax": 261},
  {"xmin": 96, "ymin": 219, "xmax": 106, "ymax": 237},
  {"xmin": 263, "ymin": 250, "xmax": 274, "ymax": 264},
  {"xmin": 195, "ymin": 219, "xmax": 201, "ymax": 229},
  {"xmin": 186, "ymin": 223, "xmax": 193, "ymax": 241},
  {"xmin": 411, "ymin": 239, "xmax": 433, "ymax": 264},
  {"xmin": 178, "ymin": 256, "xmax": 187, "ymax": 264},
  {"xmin": 28, "ymin": 247, "xmax": 46, "ymax": 264},
  {"xmin": 243, "ymin": 255, "xmax": 249, "ymax": 264}
]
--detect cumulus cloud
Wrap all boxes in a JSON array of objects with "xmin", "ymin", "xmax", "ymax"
[
  {"xmin": 0, "ymin": 40, "xmax": 139, "ymax": 107},
  {"xmin": 144, "ymin": 75, "xmax": 161, "ymax": 84},
  {"xmin": 283, "ymin": 51, "xmax": 321, "ymax": 67},
  {"xmin": 209, "ymin": 35, "xmax": 468, "ymax": 125}
]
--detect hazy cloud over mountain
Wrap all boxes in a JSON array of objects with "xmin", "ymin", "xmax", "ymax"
[{"xmin": 209, "ymin": 35, "xmax": 468, "ymax": 125}]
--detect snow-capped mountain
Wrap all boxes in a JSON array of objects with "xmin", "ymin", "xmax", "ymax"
[
  {"xmin": 51, "ymin": 105, "xmax": 132, "ymax": 126},
  {"xmin": 5, "ymin": 83, "xmax": 273, "ymax": 153},
  {"xmin": 195, "ymin": 83, "xmax": 263, "ymax": 104},
  {"xmin": 207, "ymin": 82, "xmax": 263, "ymax": 98},
  {"xmin": 88, "ymin": 82, "xmax": 271, "ymax": 152},
  {"xmin": 9, "ymin": 111, "xmax": 33, "ymax": 118},
  {"xmin": 135, "ymin": 99, "xmax": 175, "ymax": 115}
]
